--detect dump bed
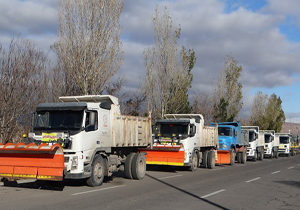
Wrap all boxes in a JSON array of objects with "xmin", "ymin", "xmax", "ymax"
[
  {"xmin": 112, "ymin": 113, "xmax": 152, "ymax": 147},
  {"xmin": 200, "ymin": 126, "xmax": 219, "ymax": 148}
]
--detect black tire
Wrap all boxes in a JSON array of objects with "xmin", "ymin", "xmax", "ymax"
[
  {"xmin": 260, "ymin": 151, "xmax": 264, "ymax": 161},
  {"xmin": 188, "ymin": 152, "xmax": 198, "ymax": 172},
  {"xmin": 275, "ymin": 151, "xmax": 279, "ymax": 158},
  {"xmin": 86, "ymin": 155, "xmax": 105, "ymax": 187},
  {"xmin": 207, "ymin": 151, "xmax": 215, "ymax": 169},
  {"xmin": 241, "ymin": 150, "xmax": 247, "ymax": 164},
  {"xmin": 237, "ymin": 152, "xmax": 242, "ymax": 163},
  {"xmin": 125, "ymin": 153, "xmax": 135, "ymax": 179},
  {"xmin": 131, "ymin": 153, "xmax": 146, "ymax": 180},
  {"xmin": 202, "ymin": 150, "xmax": 208, "ymax": 168},
  {"xmin": 230, "ymin": 149, "xmax": 235, "ymax": 165}
]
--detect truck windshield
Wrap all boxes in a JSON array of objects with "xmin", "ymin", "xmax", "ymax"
[
  {"xmin": 279, "ymin": 137, "xmax": 289, "ymax": 144},
  {"xmin": 33, "ymin": 110, "xmax": 83, "ymax": 131},
  {"xmin": 158, "ymin": 124, "xmax": 188, "ymax": 137},
  {"xmin": 249, "ymin": 131, "xmax": 256, "ymax": 142},
  {"xmin": 218, "ymin": 127, "xmax": 232, "ymax": 137},
  {"xmin": 264, "ymin": 134, "xmax": 273, "ymax": 143}
]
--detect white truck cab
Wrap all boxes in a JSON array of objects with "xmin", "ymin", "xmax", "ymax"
[
  {"xmin": 262, "ymin": 130, "xmax": 278, "ymax": 158},
  {"xmin": 277, "ymin": 133, "xmax": 292, "ymax": 157}
]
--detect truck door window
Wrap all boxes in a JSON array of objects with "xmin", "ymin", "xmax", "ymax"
[{"xmin": 85, "ymin": 111, "xmax": 98, "ymax": 132}]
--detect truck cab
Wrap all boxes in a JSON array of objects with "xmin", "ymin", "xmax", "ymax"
[
  {"xmin": 277, "ymin": 133, "xmax": 292, "ymax": 156},
  {"xmin": 242, "ymin": 126, "xmax": 260, "ymax": 161},
  {"xmin": 262, "ymin": 130, "xmax": 277, "ymax": 158},
  {"xmin": 153, "ymin": 116, "xmax": 200, "ymax": 166},
  {"xmin": 211, "ymin": 122, "xmax": 240, "ymax": 152}
]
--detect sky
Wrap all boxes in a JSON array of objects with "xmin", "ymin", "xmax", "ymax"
[{"xmin": 0, "ymin": 0, "xmax": 300, "ymax": 122}]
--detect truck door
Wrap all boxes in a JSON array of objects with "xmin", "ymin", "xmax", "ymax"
[{"xmin": 82, "ymin": 110, "xmax": 101, "ymax": 152}]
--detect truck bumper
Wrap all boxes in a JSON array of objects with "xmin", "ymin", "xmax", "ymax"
[
  {"xmin": 140, "ymin": 146, "xmax": 185, "ymax": 166},
  {"xmin": 215, "ymin": 150, "xmax": 231, "ymax": 164}
]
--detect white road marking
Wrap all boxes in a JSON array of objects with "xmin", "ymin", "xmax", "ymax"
[
  {"xmin": 200, "ymin": 189, "xmax": 226, "ymax": 199},
  {"xmin": 271, "ymin": 171, "xmax": 281, "ymax": 174},
  {"xmin": 158, "ymin": 174, "xmax": 183, "ymax": 180},
  {"xmin": 288, "ymin": 166, "xmax": 294, "ymax": 169},
  {"xmin": 71, "ymin": 185, "xmax": 125, "ymax": 196},
  {"xmin": 246, "ymin": 177, "xmax": 261, "ymax": 183}
]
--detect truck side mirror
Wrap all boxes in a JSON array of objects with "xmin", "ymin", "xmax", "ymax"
[{"xmin": 190, "ymin": 125, "xmax": 196, "ymax": 137}]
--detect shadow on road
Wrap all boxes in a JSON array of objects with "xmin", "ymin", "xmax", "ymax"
[
  {"xmin": 274, "ymin": 180, "xmax": 300, "ymax": 189},
  {"xmin": 146, "ymin": 174, "xmax": 230, "ymax": 210}
]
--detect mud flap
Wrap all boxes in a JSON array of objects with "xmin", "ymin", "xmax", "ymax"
[{"xmin": 0, "ymin": 143, "xmax": 64, "ymax": 181}]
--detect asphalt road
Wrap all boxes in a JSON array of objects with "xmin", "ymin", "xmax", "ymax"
[{"xmin": 1, "ymin": 155, "xmax": 300, "ymax": 210}]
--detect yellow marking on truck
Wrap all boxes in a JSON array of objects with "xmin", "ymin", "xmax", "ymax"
[
  {"xmin": 0, "ymin": 173, "xmax": 13, "ymax": 177},
  {"xmin": 146, "ymin": 161, "xmax": 184, "ymax": 166},
  {"xmin": 37, "ymin": 175, "xmax": 55, "ymax": 179},
  {"xmin": 13, "ymin": 174, "xmax": 36, "ymax": 178}
]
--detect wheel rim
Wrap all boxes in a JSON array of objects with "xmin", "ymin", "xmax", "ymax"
[
  {"xmin": 94, "ymin": 162, "xmax": 103, "ymax": 181},
  {"xmin": 138, "ymin": 158, "xmax": 145, "ymax": 175},
  {"xmin": 192, "ymin": 155, "xmax": 197, "ymax": 169}
]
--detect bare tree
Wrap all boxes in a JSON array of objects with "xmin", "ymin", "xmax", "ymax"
[
  {"xmin": 248, "ymin": 91, "xmax": 268, "ymax": 127},
  {"xmin": 55, "ymin": 0, "xmax": 124, "ymax": 95},
  {"xmin": 143, "ymin": 6, "xmax": 195, "ymax": 119},
  {"xmin": 0, "ymin": 38, "xmax": 48, "ymax": 144},
  {"xmin": 192, "ymin": 91, "xmax": 214, "ymax": 125},
  {"xmin": 212, "ymin": 55, "xmax": 243, "ymax": 122}
]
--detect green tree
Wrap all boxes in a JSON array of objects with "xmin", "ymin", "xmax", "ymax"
[
  {"xmin": 213, "ymin": 55, "xmax": 243, "ymax": 122},
  {"xmin": 248, "ymin": 92, "xmax": 285, "ymax": 132}
]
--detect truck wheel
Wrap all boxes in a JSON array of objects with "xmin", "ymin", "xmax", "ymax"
[
  {"xmin": 275, "ymin": 151, "xmax": 278, "ymax": 158},
  {"xmin": 230, "ymin": 149, "xmax": 235, "ymax": 165},
  {"xmin": 189, "ymin": 152, "xmax": 198, "ymax": 172},
  {"xmin": 131, "ymin": 153, "xmax": 146, "ymax": 180},
  {"xmin": 253, "ymin": 151, "xmax": 257, "ymax": 162},
  {"xmin": 87, "ymin": 155, "xmax": 105, "ymax": 187},
  {"xmin": 236, "ymin": 152, "xmax": 241, "ymax": 163},
  {"xmin": 202, "ymin": 150, "xmax": 208, "ymax": 168},
  {"xmin": 125, "ymin": 153, "xmax": 135, "ymax": 179},
  {"xmin": 241, "ymin": 150, "xmax": 247, "ymax": 164},
  {"xmin": 260, "ymin": 151, "xmax": 264, "ymax": 161},
  {"xmin": 270, "ymin": 150, "xmax": 273, "ymax": 159},
  {"xmin": 207, "ymin": 151, "xmax": 215, "ymax": 169}
]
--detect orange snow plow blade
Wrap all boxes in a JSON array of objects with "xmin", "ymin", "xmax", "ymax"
[
  {"xmin": 215, "ymin": 150, "xmax": 231, "ymax": 165},
  {"xmin": 0, "ymin": 143, "xmax": 64, "ymax": 181},
  {"xmin": 140, "ymin": 145, "xmax": 185, "ymax": 166}
]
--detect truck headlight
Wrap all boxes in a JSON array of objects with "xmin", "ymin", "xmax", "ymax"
[{"xmin": 71, "ymin": 156, "xmax": 78, "ymax": 170}]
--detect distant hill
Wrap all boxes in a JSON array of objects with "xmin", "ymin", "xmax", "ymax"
[{"xmin": 281, "ymin": 122, "xmax": 300, "ymax": 135}]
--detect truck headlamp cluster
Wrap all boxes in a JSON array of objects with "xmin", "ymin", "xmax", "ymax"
[{"xmin": 71, "ymin": 156, "xmax": 78, "ymax": 170}]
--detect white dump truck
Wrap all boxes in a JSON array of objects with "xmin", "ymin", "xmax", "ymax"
[
  {"xmin": 277, "ymin": 133, "xmax": 292, "ymax": 157},
  {"xmin": 0, "ymin": 95, "xmax": 152, "ymax": 187},
  {"xmin": 140, "ymin": 114, "xmax": 219, "ymax": 171},
  {"xmin": 262, "ymin": 130, "xmax": 278, "ymax": 158},
  {"xmin": 242, "ymin": 126, "xmax": 264, "ymax": 161}
]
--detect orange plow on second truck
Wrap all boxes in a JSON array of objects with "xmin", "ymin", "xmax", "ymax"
[
  {"xmin": 140, "ymin": 144, "xmax": 185, "ymax": 166},
  {"xmin": 0, "ymin": 143, "xmax": 64, "ymax": 181}
]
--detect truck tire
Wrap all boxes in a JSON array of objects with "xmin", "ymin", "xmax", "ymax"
[
  {"xmin": 270, "ymin": 150, "xmax": 273, "ymax": 159},
  {"xmin": 202, "ymin": 150, "xmax": 208, "ymax": 168},
  {"xmin": 253, "ymin": 151, "xmax": 257, "ymax": 162},
  {"xmin": 259, "ymin": 151, "xmax": 264, "ymax": 161},
  {"xmin": 237, "ymin": 152, "xmax": 242, "ymax": 163},
  {"xmin": 188, "ymin": 152, "xmax": 198, "ymax": 172},
  {"xmin": 86, "ymin": 155, "xmax": 105, "ymax": 187},
  {"xmin": 207, "ymin": 151, "xmax": 215, "ymax": 169},
  {"xmin": 230, "ymin": 149, "xmax": 235, "ymax": 165},
  {"xmin": 125, "ymin": 153, "xmax": 135, "ymax": 179},
  {"xmin": 241, "ymin": 150, "xmax": 247, "ymax": 164},
  {"xmin": 275, "ymin": 151, "xmax": 279, "ymax": 158},
  {"xmin": 131, "ymin": 153, "xmax": 146, "ymax": 180}
]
